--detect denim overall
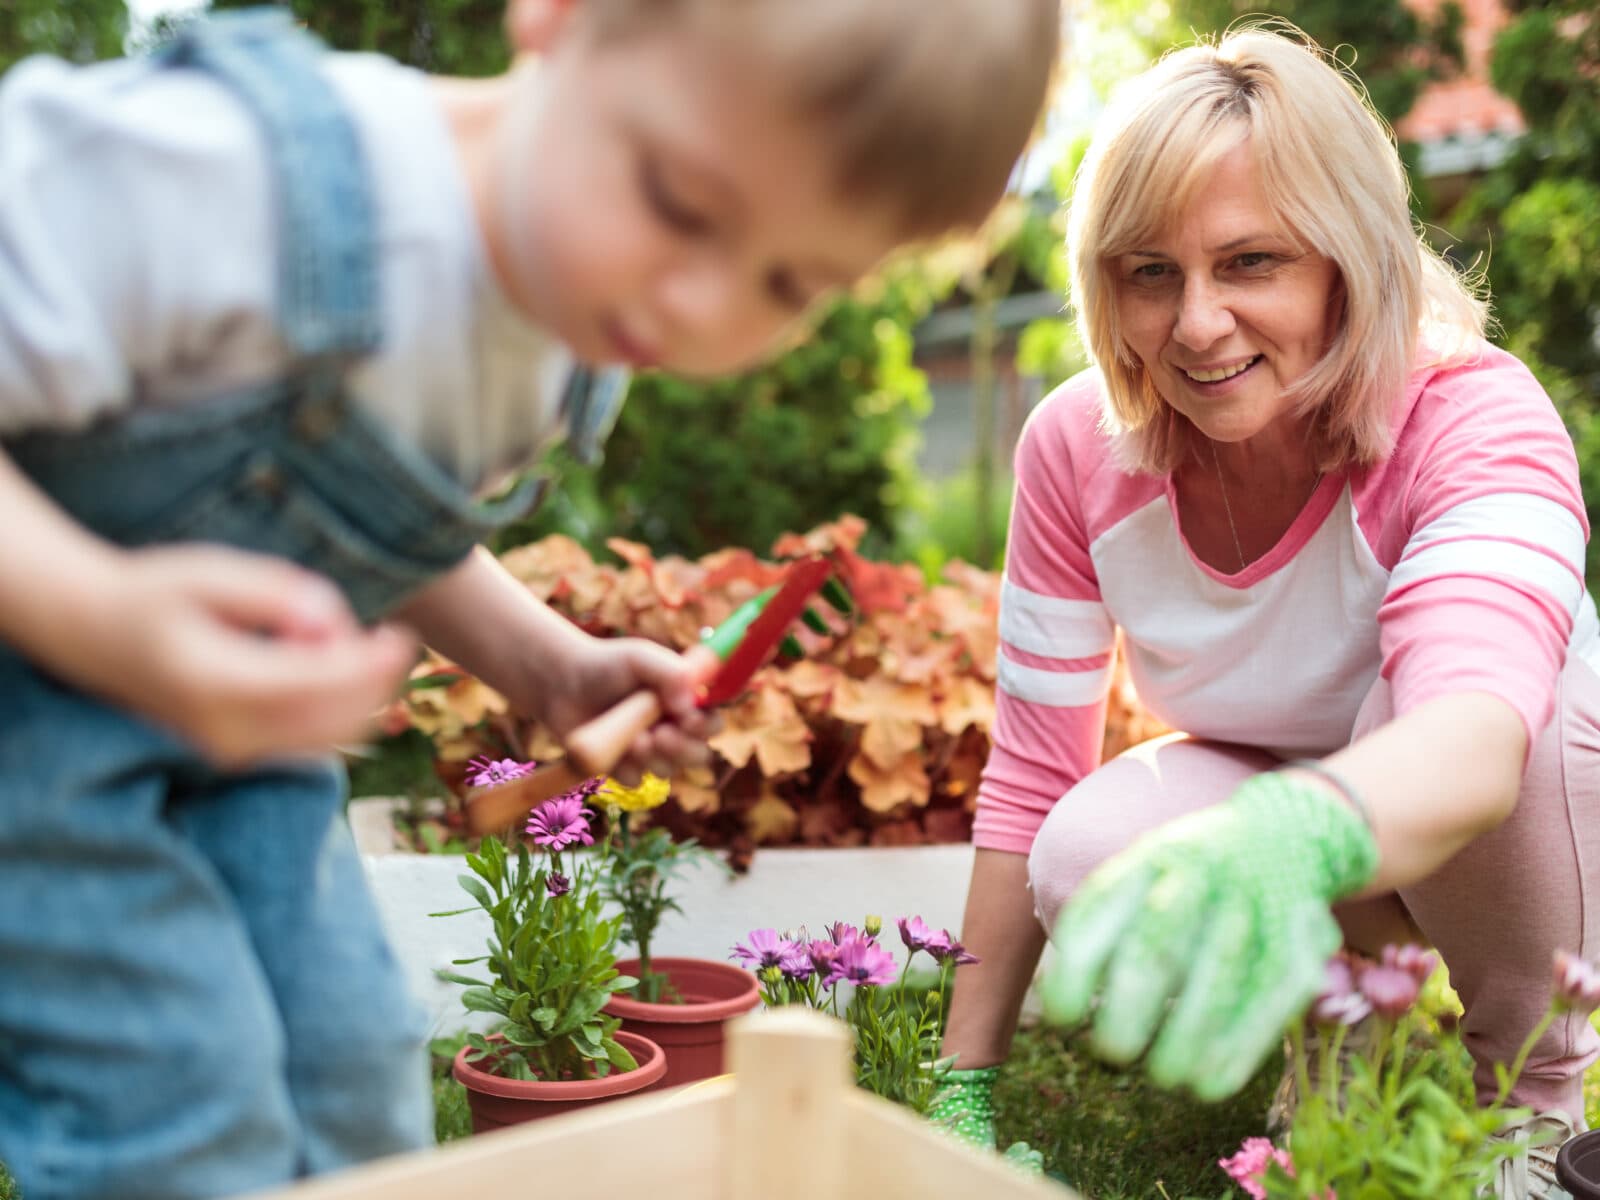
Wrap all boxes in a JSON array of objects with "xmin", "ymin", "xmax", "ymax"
[{"xmin": 0, "ymin": 13, "xmax": 568, "ymax": 1199}]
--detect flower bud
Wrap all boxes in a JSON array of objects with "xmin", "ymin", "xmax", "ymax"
[
  {"xmin": 864, "ymin": 915, "xmax": 883, "ymax": 937},
  {"xmin": 1552, "ymin": 949, "xmax": 1600, "ymax": 1017}
]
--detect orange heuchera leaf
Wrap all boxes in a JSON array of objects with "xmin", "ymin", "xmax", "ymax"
[
  {"xmin": 781, "ymin": 660, "xmax": 839, "ymax": 701},
  {"xmin": 770, "ymin": 513, "xmax": 866, "ymax": 559},
  {"xmin": 860, "ymin": 715, "xmax": 925, "ymax": 771},
  {"xmin": 833, "ymin": 676, "xmax": 938, "ymax": 727},
  {"xmin": 849, "ymin": 749, "xmax": 931, "ymax": 812},
  {"xmin": 745, "ymin": 784, "xmax": 799, "ymax": 844},
  {"xmin": 499, "ymin": 535, "xmax": 595, "ymax": 600},
  {"xmin": 698, "ymin": 547, "xmax": 784, "ymax": 593},
  {"xmin": 669, "ymin": 763, "xmax": 721, "ymax": 814},
  {"xmin": 709, "ymin": 686, "xmax": 812, "ymax": 776},
  {"xmin": 937, "ymin": 675, "xmax": 996, "ymax": 736}
]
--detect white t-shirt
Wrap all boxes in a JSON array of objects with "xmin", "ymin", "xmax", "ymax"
[{"xmin": 0, "ymin": 48, "xmax": 569, "ymax": 490}]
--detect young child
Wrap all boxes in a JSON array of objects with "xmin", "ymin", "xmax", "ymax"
[{"xmin": 0, "ymin": 1, "xmax": 1060, "ymax": 1197}]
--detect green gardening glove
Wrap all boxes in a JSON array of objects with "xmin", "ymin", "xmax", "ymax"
[
  {"xmin": 928, "ymin": 1065, "xmax": 1001, "ymax": 1147},
  {"xmin": 1042, "ymin": 771, "xmax": 1378, "ymax": 1101},
  {"xmin": 927, "ymin": 1066, "xmax": 1045, "ymax": 1174}
]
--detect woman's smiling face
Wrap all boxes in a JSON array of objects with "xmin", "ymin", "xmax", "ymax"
[{"xmin": 1112, "ymin": 139, "xmax": 1342, "ymax": 446}]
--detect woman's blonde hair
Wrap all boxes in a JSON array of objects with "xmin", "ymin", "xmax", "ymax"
[
  {"xmin": 1067, "ymin": 22, "xmax": 1486, "ymax": 474},
  {"xmin": 581, "ymin": 0, "xmax": 1062, "ymax": 237}
]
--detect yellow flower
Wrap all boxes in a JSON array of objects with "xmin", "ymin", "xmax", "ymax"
[{"xmin": 602, "ymin": 773, "xmax": 671, "ymax": 813}]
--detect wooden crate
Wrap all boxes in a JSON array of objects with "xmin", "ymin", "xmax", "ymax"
[{"xmin": 248, "ymin": 1009, "xmax": 1083, "ymax": 1200}]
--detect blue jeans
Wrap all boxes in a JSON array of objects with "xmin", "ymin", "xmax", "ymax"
[{"xmin": 0, "ymin": 661, "xmax": 433, "ymax": 1198}]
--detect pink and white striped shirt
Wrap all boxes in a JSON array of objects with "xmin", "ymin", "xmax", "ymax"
[{"xmin": 974, "ymin": 342, "xmax": 1596, "ymax": 855}]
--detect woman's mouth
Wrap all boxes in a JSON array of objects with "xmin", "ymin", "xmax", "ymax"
[{"xmin": 1181, "ymin": 355, "xmax": 1262, "ymax": 385}]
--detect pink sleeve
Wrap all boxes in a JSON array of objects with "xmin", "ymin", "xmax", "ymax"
[
  {"xmin": 1376, "ymin": 348, "xmax": 1589, "ymax": 746},
  {"xmin": 973, "ymin": 381, "xmax": 1117, "ymax": 854}
]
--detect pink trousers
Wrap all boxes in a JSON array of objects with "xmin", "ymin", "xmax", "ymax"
[{"xmin": 1027, "ymin": 659, "xmax": 1600, "ymax": 1119}]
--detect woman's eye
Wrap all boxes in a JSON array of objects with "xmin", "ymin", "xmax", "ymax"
[
  {"xmin": 641, "ymin": 157, "xmax": 710, "ymax": 236},
  {"xmin": 1130, "ymin": 262, "xmax": 1170, "ymax": 282},
  {"xmin": 1235, "ymin": 252, "xmax": 1274, "ymax": 269}
]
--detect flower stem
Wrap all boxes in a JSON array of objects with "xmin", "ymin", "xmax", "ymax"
[{"xmin": 1496, "ymin": 1002, "xmax": 1558, "ymax": 1108}]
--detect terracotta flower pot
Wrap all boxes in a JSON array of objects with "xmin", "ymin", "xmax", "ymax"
[
  {"xmin": 603, "ymin": 957, "xmax": 762, "ymax": 1091},
  {"xmin": 1557, "ymin": 1129, "xmax": 1600, "ymax": 1199},
  {"xmin": 451, "ymin": 1030, "xmax": 667, "ymax": 1132}
]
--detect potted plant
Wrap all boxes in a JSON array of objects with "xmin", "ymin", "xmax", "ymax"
[
  {"xmin": 596, "ymin": 773, "xmax": 760, "ymax": 1089},
  {"xmin": 434, "ymin": 787, "xmax": 666, "ymax": 1130}
]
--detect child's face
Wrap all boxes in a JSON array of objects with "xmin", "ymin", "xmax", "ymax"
[{"xmin": 480, "ymin": 16, "xmax": 907, "ymax": 377}]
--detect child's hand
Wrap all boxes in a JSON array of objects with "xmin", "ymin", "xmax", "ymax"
[
  {"xmin": 72, "ymin": 545, "xmax": 416, "ymax": 767},
  {"xmin": 535, "ymin": 634, "xmax": 720, "ymax": 784}
]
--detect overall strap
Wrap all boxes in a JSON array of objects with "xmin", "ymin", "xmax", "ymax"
[{"xmin": 160, "ymin": 9, "xmax": 380, "ymax": 363}]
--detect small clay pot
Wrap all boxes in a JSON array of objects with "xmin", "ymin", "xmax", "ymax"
[
  {"xmin": 603, "ymin": 957, "xmax": 762, "ymax": 1091},
  {"xmin": 452, "ymin": 1030, "xmax": 667, "ymax": 1132},
  {"xmin": 1556, "ymin": 1128, "xmax": 1600, "ymax": 1199}
]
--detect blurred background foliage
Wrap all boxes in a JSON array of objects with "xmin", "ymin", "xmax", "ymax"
[{"xmin": 4, "ymin": 0, "xmax": 1596, "ymax": 577}]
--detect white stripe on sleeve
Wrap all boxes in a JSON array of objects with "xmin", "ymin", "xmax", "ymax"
[
  {"xmin": 1407, "ymin": 493, "xmax": 1585, "ymax": 570},
  {"xmin": 998, "ymin": 578, "xmax": 1116, "ymax": 658},
  {"xmin": 996, "ymin": 650, "xmax": 1113, "ymax": 707},
  {"xmin": 1390, "ymin": 492, "xmax": 1587, "ymax": 615}
]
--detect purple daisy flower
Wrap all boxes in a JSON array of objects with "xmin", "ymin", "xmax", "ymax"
[
  {"xmin": 807, "ymin": 938, "xmax": 841, "ymax": 978},
  {"xmin": 1310, "ymin": 954, "xmax": 1373, "ymax": 1028},
  {"xmin": 525, "ymin": 795, "xmax": 594, "ymax": 851},
  {"xmin": 824, "ymin": 937, "xmax": 899, "ymax": 987},
  {"xmin": 1553, "ymin": 949, "xmax": 1600, "ymax": 1016},
  {"xmin": 545, "ymin": 871, "xmax": 571, "ymax": 898},
  {"xmin": 898, "ymin": 916, "xmax": 935, "ymax": 954},
  {"xmin": 731, "ymin": 928, "xmax": 792, "ymax": 971},
  {"xmin": 779, "ymin": 944, "xmax": 815, "ymax": 982},
  {"xmin": 826, "ymin": 921, "xmax": 862, "ymax": 946},
  {"xmin": 465, "ymin": 756, "xmax": 534, "ymax": 788},
  {"xmin": 1383, "ymin": 943, "xmax": 1440, "ymax": 987},
  {"xmin": 1358, "ymin": 961, "xmax": 1420, "ymax": 1019},
  {"xmin": 925, "ymin": 930, "xmax": 980, "ymax": 967}
]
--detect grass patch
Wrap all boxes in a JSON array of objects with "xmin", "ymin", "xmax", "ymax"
[{"xmin": 995, "ymin": 1023, "xmax": 1280, "ymax": 1200}]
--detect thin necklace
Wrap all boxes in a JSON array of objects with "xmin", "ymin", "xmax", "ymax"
[
  {"xmin": 1205, "ymin": 438, "xmax": 1321, "ymax": 574},
  {"xmin": 1207, "ymin": 437, "xmax": 1248, "ymax": 573}
]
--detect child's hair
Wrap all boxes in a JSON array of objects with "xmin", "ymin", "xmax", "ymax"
[{"xmin": 579, "ymin": 0, "xmax": 1063, "ymax": 237}]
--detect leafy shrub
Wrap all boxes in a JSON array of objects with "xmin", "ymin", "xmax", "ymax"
[{"xmin": 370, "ymin": 516, "xmax": 1165, "ymax": 860}]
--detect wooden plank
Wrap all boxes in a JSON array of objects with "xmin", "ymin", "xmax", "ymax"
[
  {"xmin": 728, "ymin": 1009, "xmax": 851, "ymax": 1199},
  {"xmin": 842, "ymin": 1088, "xmax": 1085, "ymax": 1199},
  {"xmin": 241, "ymin": 1084, "xmax": 731, "ymax": 1200}
]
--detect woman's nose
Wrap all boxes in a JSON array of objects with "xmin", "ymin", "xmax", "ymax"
[{"xmin": 1172, "ymin": 278, "xmax": 1236, "ymax": 350}]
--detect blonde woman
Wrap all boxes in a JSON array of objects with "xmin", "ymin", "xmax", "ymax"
[{"xmin": 932, "ymin": 26, "xmax": 1597, "ymax": 1199}]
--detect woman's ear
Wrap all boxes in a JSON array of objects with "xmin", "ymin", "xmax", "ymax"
[{"xmin": 504, "ymin": 0, "xmax": 579, "ymax": 56}]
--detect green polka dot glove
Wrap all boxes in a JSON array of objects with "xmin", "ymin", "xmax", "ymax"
[
  {"xmin": 928, "ymin": 1065, "xmax": 1000, "ymax": 1147},
  {"xmin": 1042, "ymin": 771, "xmax": 1378, "ymax": 1101},
  {"xmin": 927, "ymin": 1067, "xmax": 1044, "ymax": 1174}
]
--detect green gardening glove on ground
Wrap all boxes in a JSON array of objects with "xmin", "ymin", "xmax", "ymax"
[
  {"xmin": 927, "ymin": 1066, "xmax": 1045, "ymax": 1174},
  {"xmin": 1042, "ymin": 771, "xmax": 1378, "ymax": 1101},
  {"xmin": 929, "ymin": 1065, "xmax": 1001, "ymax": 1147}
]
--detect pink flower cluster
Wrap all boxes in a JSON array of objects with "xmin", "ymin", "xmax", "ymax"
[
  {"xmin": 1310, "ymin": 943, "xmax": 1440, "ymax": 1027},
  {"xmin": 1221, "ymin": 1137, "xmax": 1335, "ymax": 1199},
  {"xmin": 731, "ymin": 917, "xmax": 980, "ymax": 989}
]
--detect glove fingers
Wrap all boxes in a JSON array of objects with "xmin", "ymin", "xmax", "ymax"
[
  {"xmin": 1203, "ymin": 908, "xmax": 1337, "ymax": 1100},
  {"xmin": 1092, "ymin": 869, "xmax": 1209, "ymax": 1064},
  {"xmin": 1191, "ymin": 906, "xmax": 1342, "ymax": 1100},
  {"xmin": 1042, "ymin": 856, "xmax": 1158, "ymax": 1027},
  {"xmin": 1144, "ymin": 897, "xmax": 1253, "ymax": 1091}
]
